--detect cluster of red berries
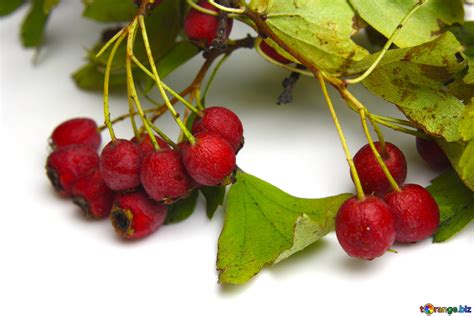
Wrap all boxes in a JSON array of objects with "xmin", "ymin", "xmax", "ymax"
[
  {"xmin": 46, "ymin": 107, "xmax": 243, "ymax": 239},
  {"xmin": 336, "ymin": 141, "xmax": 443, "ymax": 260}
]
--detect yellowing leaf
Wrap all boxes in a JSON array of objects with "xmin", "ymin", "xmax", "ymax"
[
  {"xmin": 361, "ymin": 33, "xmax": 466, "ymax": 142},
  {"xmin": 349, "ymin": 0, "xmax": 464, "ymax": 47},
  {"xmin": 263, "ymin": 0, "xmax": 368, "ymax": 75},
  {"xmin": 437, "ymin": 140, "xmax": 474, "ymax": 191}
]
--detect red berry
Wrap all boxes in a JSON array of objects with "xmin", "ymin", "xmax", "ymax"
[
  {"xmin": 181, "ymin": 132, "xmax": 236, "ymax": 186},
  {"xmin": 141, "ymin": 149, "xmax": 194, "ymax": 203},
  {"xmin": 416, "ymin": 137, "xmax": 450, "ymax": 170},
  {"xmin": 50, "ymin": 118, "xmax": 101, "ymax": 150},
  {"xmin": 353, "ymin": 142, "xmax": 407, "ymax": 196},
  {"xmin": 259, "ymin": 40, "xmax": 291, "ymax": 64},
  {"xmin": 71, "ymin": 168, "xmax": 114, "ymax": 219},
  {"xmin": 99, "ymin": 139, "xmax": 144, "ymax": 191},
  {"xmin": 46, "ymin": 145, "xmax": 99, "ymax": 196},
  {"xmin": 192, "ymin": 106, "xmax": 244, "ymax": 152},
  {"xmin": 131, "ymin": 134, "xmax": 170, "ymax": 155},
  {"xmin": 384, "ymin": 184, "xmax": 440, "ymax": 243},
  {"xmin": 336, "ymin": 196, "xmax": 396, "ymax": 260},
  {"xmin": 184, "ymin": 0, "xmax": 233, "ymax": 47},
  {"xmin": 111, "ymin": 191, "xmax": 168, "ymax": 239}
]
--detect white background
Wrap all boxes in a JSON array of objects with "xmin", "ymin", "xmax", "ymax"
[{"xmin": 0, "ymin": 2, "xmax": 472, "ymax": 316}]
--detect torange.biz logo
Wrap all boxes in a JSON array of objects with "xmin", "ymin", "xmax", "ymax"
[{"xmin": 420, "ymin": 304, "xmax": 472, "ymax": 314}]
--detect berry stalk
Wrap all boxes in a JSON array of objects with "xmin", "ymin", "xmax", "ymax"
[
  {"xmin": 97, "ymin": 106, "xmax": 167, "ymax": 132},
  {"xmin": 126, "ymin": 20, "xmax": 162, "ymax": 150},
  {"xmin": 138, "ymin": 15, "xmax": 196, "ymax": 145},
  {"xmin": 103, "ymin": 32, "xmax": 127, "ymax": 141},
  {"xmin": 201, "ymin": 53, "xmax": 230, "ymax": 105},
  {"xmin": 131, "ymin": 55, "xmax": 201, "ymax": 115},
  {"xmin": 207, "ymin": 0, "xmax": 246, "ymax": 14},
  {"xmin": 359, "ymin": 109, "xmax": 401, "ymax": 192},
  {"xmin": 316, "ymin": 73, "xmax": 365, "ymax": 200}
]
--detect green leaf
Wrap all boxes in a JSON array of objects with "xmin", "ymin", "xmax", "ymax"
[
  {"xmin": 437, "ymin": 140, "xmax": 474, "ymax": 191},
  {"xmin": 200, "ymin": 186, "xmax": 226, "ymax": 219},
  {"xmin": 263, "ymin": 0, "xmax": 368, "ymax": 75},
  {"xmin": 447, "ymin": 77, "xmax": 474, "ymax": 104},
  {"xmin": 434, "ymin": 205, "xmax": 474, "ymax": 242},
  {"xmin": 217, "ymin": 171, "xmax": 351, "ymax": 284},
  {"xmin": 0, "ymin": 0, "xmax": 24, "ymax": 16},
  {"xmin": 156, "ymin": 41, "xmax": 200, "ymax": 79},
  {"xmin": 20, "ymin": 0, "xmax": 49, "ymax": 48},
  {"xmin": 427, "ymin": 170, "xmax": 474, "ymax": 242},
  {"xmin": 143, "ymin": 41, "xmax": 200, "ymax": 92},
  {"xmin": 361, "ymin": 33, "xmax": 466, "ymax": 142},
  {"xmin": 43, "ymin": 0, "xmax": 59, "ymax": 14},
  {"xmin": 72, "ymin": 63, "xmax": 128, "ymax": 91},
  {"xmin": 82, "ymin": 0, "xmax": 137, "ymax": 22},
  {"xmin": 165, "ymin": 190, "xmax": 199, "ymax": 224},
  {"xmin": 349, "ymin": 0, "xmax": 464, "ymax": 47}
]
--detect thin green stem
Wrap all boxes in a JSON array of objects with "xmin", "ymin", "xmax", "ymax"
[
  {"xmin": 202, "ymin": 54, "xmax": 230, "ymax": 105},
  {"xmin": 96, "ymin": 27, "xmax": 126, "ymax": 58},
  {"xmin": 131, "ymin": 55, "xmax": 201, "ymax": 115},
  {"xmin": 194, "ymin": 89, "xmax": 203, "ymax": 110},
  {"xmin": 371, "ymin": 114, "xmax": 414, "ymax": 127},
  {"xmin": 208, "ymin": 0, "xmax": 246, "ymax": 14},
  {"xmin": 345, "ymin": 0, "xmax": 428, "ymax": 84},
  {"xmin": 360, "ymin": 110, "xmax": 401, "ymax": 192},
  {"xmin": 98, "ymin": 107, "xmax": 167, "ymax": 132},
  {"xmin": 126, "ymin": 20, "xmax": 161, "ymax": 150},
  {"xmin": 339, "ymin": 85, "xmax": 419, "ymax": 141},
  {"xmin": 186, "ymin": 0, "xmax": 219, "ymax": 16},
  {"xmin": 186, "ymin": 0, "xmax": 244, "ymax": 17},
  {"xmin": 103, "ymin": 32, "xmax": 127, "ymax": 141},
  {"xmin": 127, "ymin": 55, "xmax": 139, "ymax": 138},
  {"xmin": 146, "ymin": 119, "xmax": 178, "ymax": 148},
  {"xmin": 372, "ymin": 117, "xmax": 427, "ymax": 138},
  {"xmin": 316, "ymin": 74, "xmax": 365, "ymax": 200},
  {"xmin": 138, "ymin": 15, "xmax": 196, "ymax": 145},
  {"xmin": 367, "ymin": 115, "xmax": 387, "ymax": 155}
]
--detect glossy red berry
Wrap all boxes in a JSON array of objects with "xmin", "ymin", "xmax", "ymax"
[
  {"xmin": 336, "ymin": 196, "xmax": 396, "ymax": 260},
  {"xmin": 50, "ymin": 118, "xmax": 101, "ymax": 150},
  {"xmin": 192, "ymin": 106, "xmax": 244, "ymax": 151},
  {"xmin": 46, "ymin": 145, "xmax": 99, "ymax": 196},
  {"xmin": 141, "ymin": 149, "xmax": 194, "ymax": 203},
  {"xmin": 353, "ymin": 142, "xmax": 407, "ymax": 196},
  {"xmin": 111, "ymin": 191, "xmax": 168, "ymax": 239},
  {"xmin": 181, "ymin": 132, "xmax": 236, "ymax": 186},
  {"xmin": 259, "ymin": 40, "xmax": 291, "ymax": 64},
  {"xmin": 131, "ymin": 134, "xmax": 170, "ymax": 155},
  {"xmin": 184, "ymin": 0, "xmax": 233, "ymax": 47},
  {"xmin": 384, "ymin": 184, "xmax": 440, "ymax": 243},
  {"xmin": 71, "ymin": 169, "xmax": 114, "ymax": 219},
  {"xmin": 416, "ymin": 137, "xmax": 450, "ymax": 170},
  {"xmin": 99, "ymin": 139, "xmax": 144, "ymax": 191}
]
